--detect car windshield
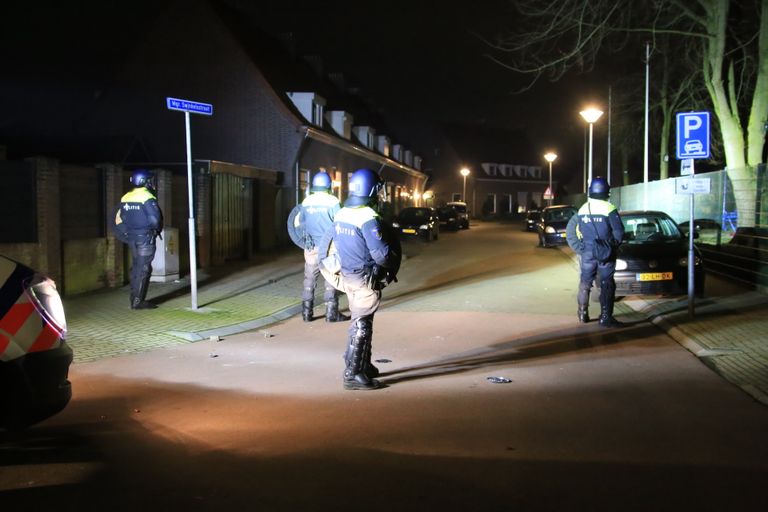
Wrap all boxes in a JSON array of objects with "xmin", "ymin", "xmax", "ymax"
[
  {"xmin": 622, "ymin": 213, "xmax": 682, "ymax": 242},
  {"xmin": 449, "ymin": 204, "xmax": 467, "ymax": 213},
  {"xmin": 399, "ymin": 208, "xmax": 430, "ymax": 222},
  {"xmin": 544, "ymin": 207, "xmax": 576, "ymax": 222},
  {"xmin": 437, "ymin": 207, "xmax": 455, "ymax": 218},
  {"xmin": 526, "ymin": 211, "xmax": 540, "ymax": 220}
]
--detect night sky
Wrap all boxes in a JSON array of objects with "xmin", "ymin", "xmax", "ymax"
[{"xmin": 2, "ymin": 0, "xmax": 635, "ymax": 190}]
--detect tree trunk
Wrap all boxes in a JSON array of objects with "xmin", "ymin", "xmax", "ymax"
[
  {"xmin": 704, "ymin": 0, "xmax": 755, "ymax": 227},
  {"xmin": 747, "ymin": 0, "xmax": 768, "ymax": 167}
]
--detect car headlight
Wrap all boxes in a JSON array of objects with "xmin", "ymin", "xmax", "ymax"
[
  {"xmin": 392, "ymin": 222, "xmax": 400, "ymax": 228},
  {"xmin": 23, "ymin": 274, "xmax": 67, "ymax": 338},
  {"xmin": 545, "ymin": 226, "xmax": 556, "ymax": 234},
  {"xmin": 419, "ymin": 224, "xmax": 429, "ymax": 230},
  {"xmin": 615, "ymin": 259, "xmax": 628, "ymax": 271},
  {"xmin": 679, "ymin": 256, "xmax": 702, "ymax": 266}
]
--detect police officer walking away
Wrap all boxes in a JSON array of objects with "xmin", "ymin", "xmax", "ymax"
[
  {"xmin": 114, "ymin": 169, "xmax": 163, "ymax": 310},
  {"xmin": 566, "ymin": 177, "xmax": 625, "ymax": 328},
  {"xmin": 323, "ymin": 168, "xmax": 399, "ymax": 390},
  {"xmin": 296, "ymin": 171, "xmax": 349, "ymax": 322}
]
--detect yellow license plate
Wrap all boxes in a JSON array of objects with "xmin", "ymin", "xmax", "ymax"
[
  {"xmin": 402, "ymin": 229, "xmax": 416, "ymax": 234},
  {"xmin": 637, "ymin": 272, "xmax": 673, "ymax": 281}
]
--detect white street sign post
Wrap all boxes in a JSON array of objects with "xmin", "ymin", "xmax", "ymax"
[
  {"xmin": 675, "ymin": 111, "xmax": 710, "ymax": 317},
  {"xmin": 166, "ymin": 97, "xmax": 213, "ymax": 310}
]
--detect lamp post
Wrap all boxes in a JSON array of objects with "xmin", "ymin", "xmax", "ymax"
[
  {"xmin": 580, "ymin": 107, "xmax": 603, "ymax": 189},
  {"xmin": 460, "ymin": 167, "xmax": 470, "ymax": 202},
  {"xmin": 543, "ymin": 152, "xmax": 557, "ymax": 206}
]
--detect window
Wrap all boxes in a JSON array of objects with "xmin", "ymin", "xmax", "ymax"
[
  {"xmin": 313, "ymin": 103, "xmax": 324, "ymax": 127},
  {"xmin": 452, "ymin": 193, "xmax": 462, "ymax": 202}
]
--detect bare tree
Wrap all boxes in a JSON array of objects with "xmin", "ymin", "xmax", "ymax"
[{"xmin": 484, "ymin": 0, "xmax": 767, "ymax": 227}]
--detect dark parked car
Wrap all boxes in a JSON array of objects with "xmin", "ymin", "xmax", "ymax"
[
  {"xmin": 1, "ymin": 254, "xmax": 72, "ymax": 430},
  {"xmin": 605, "ymin": 210, "xmax": 705, "ymax": 297},
  {"xmin": 437, "ymin": 205, "xmax": 460, "ymax": 231},
  {"xmin": 524, "ymin": 210, "xmax": 540, "ymax": 231},
  {"xmin": 537, "ymin": 205, "xmax": 577, "ymax": 247},
  {"xmin": 678, "ymin": 218, "xmax": 724, "ymax": 245},
  {"xmin": 393, "ymin": 207, "xmax": 440, "ymax": 241},
  {"xmin": 446, "ymin": 201, "xmax": 470, "ymax": 229}
]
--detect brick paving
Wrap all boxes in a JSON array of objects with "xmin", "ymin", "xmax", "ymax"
[{"xmin": 63, "ymin": 246, "xmax": 768, "ymax": 407}]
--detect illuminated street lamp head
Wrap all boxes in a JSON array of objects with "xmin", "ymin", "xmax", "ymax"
[
  {"xmin": 460, "ymin": 167, "xmax": 470, "ymax": 177},
  {"xmin": 544, "ymin": 152, "xmax": 558, "ymax": 163},
  {"xmin": 580, "ymin": 108, "xmax": 604, "ymax": 124}
]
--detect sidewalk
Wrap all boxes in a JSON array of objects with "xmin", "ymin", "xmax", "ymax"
[{"xmin": 62, "ymin": 247, "xmax": 768, "ymax": 406}]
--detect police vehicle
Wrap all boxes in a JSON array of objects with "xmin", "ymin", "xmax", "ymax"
[{"xmin": 1, "ymin": 254, "xmax": 72, "ymax": 430}]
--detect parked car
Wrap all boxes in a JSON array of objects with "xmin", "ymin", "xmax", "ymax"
[
  {"xmin": 446, "ymin": 201, "xmax": 470, "ymax": 229},
  {"xmin": 437, "ymin": 205, "xmax": 460, "ymax": 231},
  {"xmin": 1, "ymin": 254, "xmax": 72, "ymax": 431},
  {"xmin": 392, "ymin": 207, "xmax": 440, "ymax": 242},
  {"xmin": 537, "ymin": 205, "xmax": 577, "ymax": 247},
  {"xmin": 604, "ymin": 210, "xmax": 705, "ymax": 297},
  {"xmin": 678, "ymin": 218, "xmax": 724, "ymax": 245},
  {"xmin": 524, "ymin": 210, "xmax": 540, "ymax": 231}
]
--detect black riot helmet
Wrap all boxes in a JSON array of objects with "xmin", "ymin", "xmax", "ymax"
[
  {"xmin": 130, "ymin": 169, "xmax": 156, "ymax": 192},
  {"xmin": 588, "ymin": 176, "xmax": 610, "ymax": 199}
]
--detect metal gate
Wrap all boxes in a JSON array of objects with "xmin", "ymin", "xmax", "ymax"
[{"xmin": 211, "ymin": 172, "xmax": 253, "ymax": 264}]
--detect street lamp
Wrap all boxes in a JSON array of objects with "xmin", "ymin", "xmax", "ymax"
[
  {"xmin": 543, "ymin": 152, "xmax": 557, "ymax": 206},
  {"xmin": 580, "ymin": 107, "xmax": 603, "ymax": 190},
  {"xmin": 460, "ymin": 167, "xmax": 470, "ymax": 202}
]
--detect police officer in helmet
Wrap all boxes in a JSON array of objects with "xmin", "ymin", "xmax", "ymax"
[
  {"xmin": 566, "ymin": 176, "xmax": 625, "ymax": 327},
  {"xmin": 323, "ymin": 168, "xmax": 399, "ymax": 390},
  {"xmin": 114, "ymin": 169, "xmax": 163, "ymax": 310},
  {"xmin": 297, "ymin": 170, "xmax": 349, "ymax": 322}
]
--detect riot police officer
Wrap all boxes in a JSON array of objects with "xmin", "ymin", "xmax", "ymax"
[
  {"xmin": 114, "ymin": 169, "xmax": 163, "ymax": 310},
  {"xmin": 566, "ymin": 176, "xmax": 625, "ymax": 327},
  {"xmin": 322, "ymin": 168, "xmax": 399, "ymax": 390},
  {"xmin": 295, "ymin": 171, "xmax": 349, "ymax": 322}
]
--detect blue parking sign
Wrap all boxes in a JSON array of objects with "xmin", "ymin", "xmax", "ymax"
[{"xmin": 676, "ymin": 112, "xmax": 710, "ymax": 159}]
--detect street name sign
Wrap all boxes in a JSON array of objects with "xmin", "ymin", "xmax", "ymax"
[
  {"xmin": 166, "ymin": 97, "xmax": 213, "ymax": 116},
  {"xmin": 676, "ymin": 111, "xmax": 710, "ymax": 159}
]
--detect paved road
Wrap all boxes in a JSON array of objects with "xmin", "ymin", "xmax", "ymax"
[{"xmin": 2, "ymin": 224, "xmax": 767, "ymax": 511}]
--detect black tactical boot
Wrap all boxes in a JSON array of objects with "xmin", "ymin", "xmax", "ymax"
[
  {"xmin": 343, "ymin": 318, "xmax": 382, "ymax": 390},
  {"xmin": 131, "ymin": 278, "xmax": 157, "ymax": 309},
  {"xmin": 363, "ymin": 340, "xmax": 380, "ymax": 378},
  {"xmin": 131, "ymin": 296, "xmax": 157, "ymax": 310},
  {"xmin": 577, "ymin": 281, "xmax": 591, "ymax": 323},
  {"xmin": 325, "ymin": 301, "xmax": 350, "ymax": 323},
  {"xmin": 598, "ymin": 303, "xmax": 624, "ymax": 328},
  {"xmin": 302, "ymin": 300, "xmax": 314, "ymax": 322}
]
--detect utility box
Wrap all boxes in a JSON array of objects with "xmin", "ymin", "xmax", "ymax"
[{"xmin": 151, "ymin": 227, "xmax": 180, "ymax": 282}]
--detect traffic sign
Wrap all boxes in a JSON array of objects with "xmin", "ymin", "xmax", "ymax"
[
  {"xmin": 680, "ymin": 158, "xmax": 694, "ymax": 176},
  {"xmin": 543, "ymin": 186, "xmax": 553, "ymax": 200},
  {"xmin": 676, "ymin": 111, "xmax": 709, "ymax": 159},
  {"xmin": 166, "ymin": 97, "xmax": 213, "ymax": 116},
  {"xmin": 676, "ymin": 177, "xmax": 711, "ymax": 195}
]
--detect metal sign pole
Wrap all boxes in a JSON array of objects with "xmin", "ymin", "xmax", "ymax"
[
  {"xmin": 166, "ymin": 97, "xmax": 212, "ymax": 311},
  {"xmin": 688, "ymin": 161, "xmax": 695, "ymax": 317},
  {"xmin": 185, "ymin": 111, "xmax": 198, "ymax": 310}
]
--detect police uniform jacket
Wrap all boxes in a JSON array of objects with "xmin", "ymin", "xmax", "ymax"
[
  {"xmin": 331, "ymin": 205, "xmax": 393, "ymax": 275},
  {"xmin": 117, "ymin": 187, "xmax": 163, "ymax": 236},
  {"xmin": 301, "ymin": 191, "xmax": 341, "ymax": 247},
  {"xmin": 567, "ymin": 198, "xmax": 624, "ymax": 253}
]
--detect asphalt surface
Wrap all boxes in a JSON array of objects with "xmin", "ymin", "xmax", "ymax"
[{"xmin": 2, "ymin": 221, "xmax": 767, "ymax": 511}]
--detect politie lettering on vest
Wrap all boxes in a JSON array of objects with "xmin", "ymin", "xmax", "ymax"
[{"xmin": 286, "ymin": 170, "xmax": 349, "ymax": 323}]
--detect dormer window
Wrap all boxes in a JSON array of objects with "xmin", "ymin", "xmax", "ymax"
[{"xmin": 287, "ymin": 92, "xmax": 326, "ymax": 127}]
